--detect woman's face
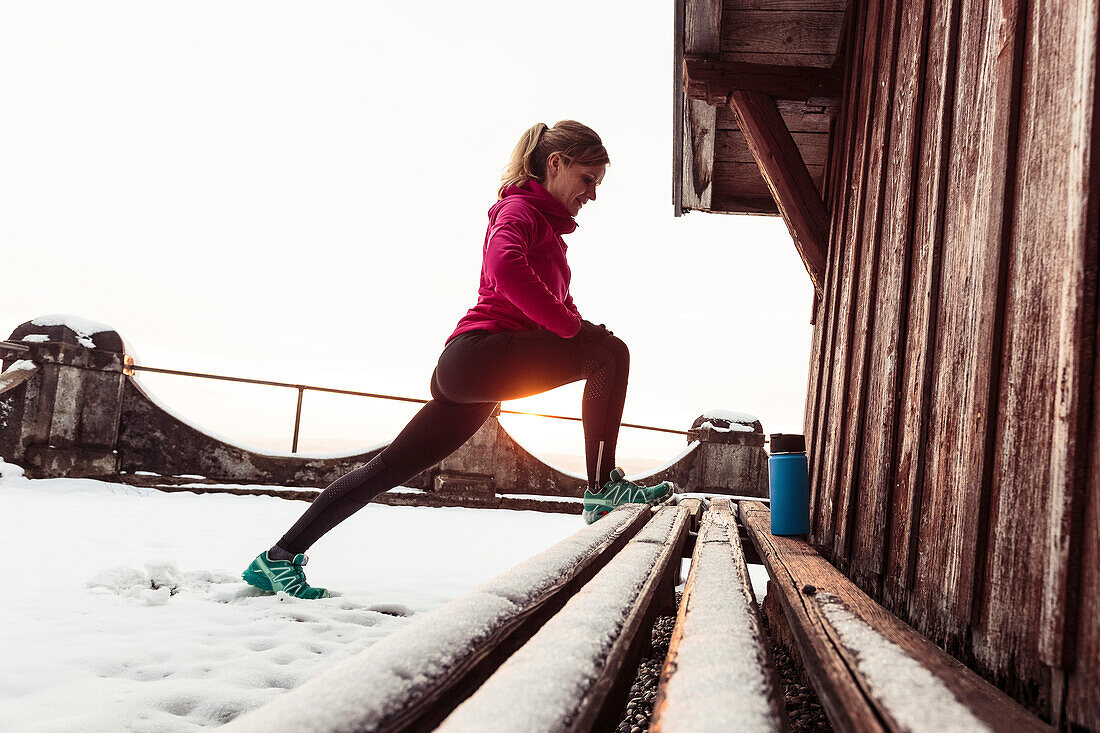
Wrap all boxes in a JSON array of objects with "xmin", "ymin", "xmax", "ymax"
[{"xmin": 543, "ymin": 153, "xmax": 606, "ymax": 217}]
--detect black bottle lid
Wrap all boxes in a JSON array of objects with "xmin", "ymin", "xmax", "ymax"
[{"xmin": 770, "ymin": 433, "xmax": 806, "ymax": 454}]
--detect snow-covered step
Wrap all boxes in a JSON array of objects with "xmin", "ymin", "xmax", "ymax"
[
  {"xmin": 437, "ymin": 500, "xmax": 699, "ymax": 733},
  {"xmin": 738, "ymin": 501, "xmax": 1049, "ymax": 733},
  {"xmin": 650, "ymin": 498, "xmax": 788, "ymax": 732},
  {"xmin": 223, "ymin": 503, "xmax": 652, "ymax": 733}
]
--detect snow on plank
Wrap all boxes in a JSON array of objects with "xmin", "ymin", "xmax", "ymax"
[
  {"xmin": 739, "ymin": 501, "xmax": 1049, "ymax": 733},
  {"xmin": 438, "ymin": 503, "xmax": 693, "ymax": 733},
  {"xmin": 0, "ymin": 359, "xmax": 38, "ymax": 396},
  {"xmin": 651, "ymin": 499, "xmax": 788, "ymax": 732},
  {"xmin": 223, "ymin": 503, "xmax": 650, "ymax": 733}
]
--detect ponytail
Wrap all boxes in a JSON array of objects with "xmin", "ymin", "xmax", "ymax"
[{"xmin": 498, "ymin": 120, "xmax": 609, "ymax": 198}]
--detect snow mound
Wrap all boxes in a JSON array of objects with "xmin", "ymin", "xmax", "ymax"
[
  {"xmin": 702, "ymin": 409, "xmax": 760, "ymax": 424},
  {"xmin": 0, "ymin": 458, "xmax": 28, "ymax": 484},
  {"xmin": 30, "ymin": 313, "xmax": 113, "ymax": 336},
  {"xmin": 87, "ymin": 561, "xmax": 239, "ymax": 606}
]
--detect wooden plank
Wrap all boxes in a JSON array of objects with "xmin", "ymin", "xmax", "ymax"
[
  {"xmin": 1068, "ymin": 309, "xmax": 1100, "ymax": 730},
  {"xmin": 436, "ymin": 505, "xmax": 692, "ymax": 733},
  {"xmin": 682, "ymin": 99, "xmax": 718, "ymax": 210},
  {"xmin": 809, "ymin": 0, "xmax": 865, "ymax": 547},
  {"xmin": 908, "ymin": 0, "xmax": 1024, "ymax": 647},
  {"xmin": 717, "ymin": 101, "xmax": 836, "ymax": 134},
  {"xmin": 729, "ymin": 90, "xmax": 828, "ymax": 294},
  {"xmin": 650, "ymin": 499, "xmax": 788, "ymax": 732},
  {"xmin": 716, "ymin": 51, "xmax": 839, "ymax": 69},
  {"xmin": 815, "ymin": 0, "xmax": 881, "ymax": 556},
  {"xmin": 685, "ymin": 58, "xmax": 842, "ymax": 105},
  {"xmin": 570, "ymin": 505, "xmax": 694, "ymax": 732},
  {"xmin": 832, "ymin": 0, "xmax": 902, "ymax": 574},
  {"xmin": 881, "ymin": 0, "xmax": 960, "ymax": 616},
  {"xmin": 806, "ymin": 4, "xmax": 856, "ymax": 515},
  {"xmin": 716, "ymin": 129, "xmax": 828, "ymax": 164},
  {"xmin": 673, "ymin": 0, "xmax": 685, "ymax": 214},
  {"xmin": 740, "ymin": 501, "xmax": 1051, "ymax": 733},
  {"xmin": 849, "ymin": 0, "xmax": 928, "ymax": 597},
  {"xmin": 226, "ymin": 504, "xmax": 652, "ymax": 733},
  {"xmin": 1035, "ymin": 0, "xmax": 1099, "ymax": 675},
  {"xmin": 712, "ymin": 160, "xmax": 824, "ymax": 195},
  {"xmin": 1063, "ymin": 4, "xmax": 1100, "ymax": 729},
  {"xmin": 685, "ymin": 0, "xmax": 723, "ymax": 54},
  {"xmin": 724, "ymin": 0, "xmax": 845, "ymax": 11},
  {"xmin": 721, "ymin": 10, "xmax": 845, "ymax": 56},
  {"xmin": 708, "ymin": 192, "xmax": 780, "ymax": 215}
]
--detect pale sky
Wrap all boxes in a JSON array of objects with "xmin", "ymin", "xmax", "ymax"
[{"xmin": 2, "ymin": 1, "xmax": 814, "ymax": 471}]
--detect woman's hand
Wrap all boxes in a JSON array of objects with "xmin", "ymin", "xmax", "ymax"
[{"xmin": 574, "ymin": 319, "xmax": 614, "ymax": 341}]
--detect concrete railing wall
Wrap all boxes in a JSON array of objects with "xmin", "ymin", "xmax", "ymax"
[{"xmin": 1, "ymin": 318, "xmax": 769, "ymax": 499}]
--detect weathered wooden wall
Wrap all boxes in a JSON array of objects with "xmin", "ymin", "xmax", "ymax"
[{"xmin": 804, "ymin": 0, "xmax": 1099, "ymax": 726}]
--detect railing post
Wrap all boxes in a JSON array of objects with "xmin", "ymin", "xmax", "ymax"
[{"xmin": 291, "ymin": 386, "xmax": 305, "ymax": 453}]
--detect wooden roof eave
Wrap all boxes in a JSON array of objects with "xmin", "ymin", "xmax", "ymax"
[{"xmin": 672, "ymin": 0, "xmax": 848, "ymax": 297}]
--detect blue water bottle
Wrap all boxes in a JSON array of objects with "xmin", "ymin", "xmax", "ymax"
[{"xmin": 769, "ymin": 433, "xmax": 810, "ymax": 535}]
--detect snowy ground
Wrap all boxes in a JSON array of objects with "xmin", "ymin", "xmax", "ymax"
[{"xmin": 0, "ymin": 461, "xmax": 580, "ymax": 732}]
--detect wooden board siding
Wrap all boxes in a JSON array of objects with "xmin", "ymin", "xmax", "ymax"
[
  {"xmin": 882, "ymin": 0, "xmax": 960, "ymax": 617},
  {"xmin": 973, "ymin": 0, "xmax": 1098, "ymax": 712},
  {"xmin": 814, "ymin": 0, "xmax": 881, "ymax": 554},
  {"xmin": 909, "ymin": 0, "xmax": 1024, "ymax": 650},
  {"xmin": 801, "ymin": 0, "xmax": 1098, "ymax": 726},
  {"xmin": 809, "ymin": 5, "xmax": 863, "ymax": 547},
  {"xmin": 843, "ymin": 0, "xmax": 911, "ymax": 595},
  {"xmin": 1070, "ymin": 328, "xmax": 1100, "ymax": 729},
  {"xmin": 830, "ymin": 0, "xmax": 902, "ymax": 576}
]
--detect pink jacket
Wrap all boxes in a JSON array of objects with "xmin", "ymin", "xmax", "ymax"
[{"xmin": 448, "ymin": 181, "xmax": 584, "ymax": 342}]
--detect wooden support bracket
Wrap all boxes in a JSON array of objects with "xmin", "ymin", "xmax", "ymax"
[
  {"xmin": 729, "ymin": 90, "xmax": 829, "ymax": 294},
  {"xmin": 684, "ymin": 57, "xmax": 842, "ymax": 107}
]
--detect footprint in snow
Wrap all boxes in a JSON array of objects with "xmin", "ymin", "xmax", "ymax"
[{"xmin": 368, "ymin": 603, "xmax": 414, "ymax": 617}]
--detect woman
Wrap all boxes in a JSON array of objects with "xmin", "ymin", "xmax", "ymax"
[{"xmin": 243, "ymin": 120, "xmax": 673, "ymax": 599}]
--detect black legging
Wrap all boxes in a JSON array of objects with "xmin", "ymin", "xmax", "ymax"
[{"xmin": 275, "ymin": 328, "xmax": 629, "ymax": 554}]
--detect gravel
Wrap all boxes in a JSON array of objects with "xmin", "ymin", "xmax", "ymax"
[
  {"xmin": 614, "ymin": 597, "xmax": 679, "ymax": 733},
  {"xmin": 763, "ymin": 611, "xmax": 832, "ymax": 732},
  {"xmin": 613, "ymin": 590, "xmax": 833, "ymax": 733}
]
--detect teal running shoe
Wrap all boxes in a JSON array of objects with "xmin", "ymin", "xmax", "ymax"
[
  {"xmin": 243, "ymin": 551, "xmax": 328, "ymax": 599},
  {"xmin": 582, "ymin": 467, "xmax": 675, "ymax": 524}
]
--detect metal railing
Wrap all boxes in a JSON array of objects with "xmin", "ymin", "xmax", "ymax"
[{"xmin": 126, "ymin": 363, "xmax": 689, "ymax": 453}]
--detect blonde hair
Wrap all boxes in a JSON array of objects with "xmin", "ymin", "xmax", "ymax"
[{"xmin": 499, "ymin": 120, "xmax": 609, "ymax": 198}]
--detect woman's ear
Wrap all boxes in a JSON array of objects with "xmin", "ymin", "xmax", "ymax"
[{"xmin": 545, "ymin": 152, "xmax": 562, "ymax": 180}]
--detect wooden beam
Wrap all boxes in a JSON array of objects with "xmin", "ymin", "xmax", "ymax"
[
  {"xmin": 685, "ymin": 57, "xmax": 842, "ymax": 106},
  {"xmin": 729, "ymin": 89, "xmax": 828, "ymax": 293}
]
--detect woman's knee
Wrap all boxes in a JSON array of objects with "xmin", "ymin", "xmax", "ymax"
[
  {"xmin": 587, "ymin": 334, "xmax": 629, "ymax": 376},
  {"xmin": 603, "ymin": 334, "xmax": 629, "ymax": 369}
]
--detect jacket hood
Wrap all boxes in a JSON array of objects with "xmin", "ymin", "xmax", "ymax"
[{"xmin": 494, "ymin": 180, "xmax": 578, "ymax": 235}]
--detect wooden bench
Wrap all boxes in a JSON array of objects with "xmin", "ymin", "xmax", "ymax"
[
  {"xmin": 739, "ymin": 500, "xmax": 1050, "ymax": 733},
  {"xmin": 226, "ymin": 496, "xmax": 1050, "ymax": 733}
]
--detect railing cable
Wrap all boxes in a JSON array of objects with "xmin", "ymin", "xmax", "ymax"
[{"xmin": 127, "ymin": 364, "xmax": 690, "ymax": 451}]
